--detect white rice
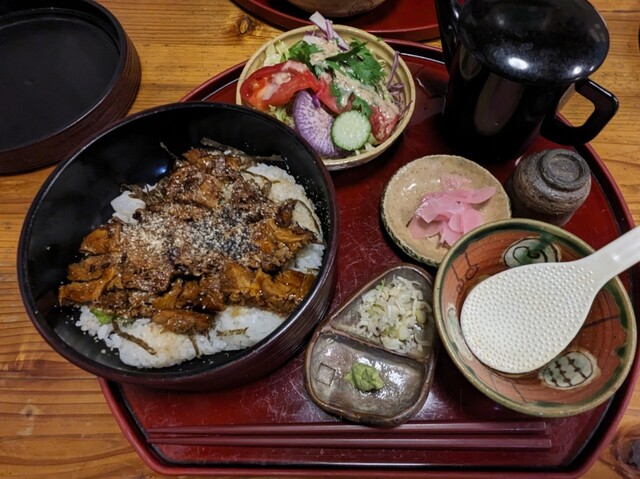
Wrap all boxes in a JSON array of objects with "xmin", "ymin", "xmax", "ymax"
[
  {"xmin": 77, "ymin": 304, "xmax": 284, "ymax": 369},
  {"xmin": 110, "ymin": 191, "xmax": 146, "ymax": 224},
  {"xmin": 75, "ymin": 162, "xmax": 324, "ymax": 368}
]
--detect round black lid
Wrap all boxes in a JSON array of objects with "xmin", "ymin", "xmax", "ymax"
[
  {"xmin": 0, "ymin": 0, "xmax": 140, "ymax": 174},
  {"xmin": 458, "ymin": 0, "xmax": 609, "ymax": 84}
]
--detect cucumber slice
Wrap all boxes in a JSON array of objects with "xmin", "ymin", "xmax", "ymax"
[{"xmin": 330, "ymin": 110, "xmax": 372, "ymax": 151}]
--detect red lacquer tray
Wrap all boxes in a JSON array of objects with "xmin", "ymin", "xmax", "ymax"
[
  {"xmin": 100, "ymin": 42, "xmax": 640, "ymax": 477},
  {"xmin": 232, "ymin": 0, "xmax": 439, "ymax": 41}
]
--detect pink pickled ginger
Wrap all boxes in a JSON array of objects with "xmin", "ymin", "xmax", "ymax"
[{"xmin": 408, "ymin": 175, "xmax": 496, "ymax": 247}]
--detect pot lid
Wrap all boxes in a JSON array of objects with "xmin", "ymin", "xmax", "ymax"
[
  {"xmin": 0, "ymin": 0, "xmax": 141, "ymax": 174},
  {"xmin": 458, "ymin": 0, "xmax": 609, "ymax": 84}
]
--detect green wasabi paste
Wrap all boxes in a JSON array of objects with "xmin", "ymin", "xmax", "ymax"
[{"xmin": 345, "ymin": 362, "xmax": 384, "ymax": 392}]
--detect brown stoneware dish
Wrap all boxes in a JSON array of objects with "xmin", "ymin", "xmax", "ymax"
[
  {"xmin": 283, "ymin": 0, "xmax": 390, "ymax": 18},
  {"xmin": 18, "ymin": 102, "xmax": 338, "ymax": 391},
  {"xmin": 433, "ymin": 218, "xmax": 636, "ymax": 417},
  {"xmin": 304, "ymin": 263, "xmax": 438, "ymax": 426}
]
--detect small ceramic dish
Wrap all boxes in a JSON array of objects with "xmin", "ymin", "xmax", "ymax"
[
  {"xmin": 235, "ymin": 24, "xmax": 416, "ymax": 171},
  {"xmin": 433, "ymin": 218, "xmax": 637, "ymax": 417},
  {"xmin": 381, "ymin": 155, "xmax": 511, "ymax": 267},
  {"xmin": 304, "ymin": 263, "xmax": 438, "ymax": 427}
]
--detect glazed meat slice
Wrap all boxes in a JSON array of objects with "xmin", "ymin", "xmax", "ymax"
[
  {"xmin": 124, "ymin": 290, "xmax": 157, "ymax": 319},
  {"xmin": 230, "ymin": 174, "xmax": 265, "ymax": 204},
  {"xmin": 59, "ymin": 269, "xmax": 118, "ymax": 305},
  {"xmin": 120, "ymin": 260, "xmax": 173, "ymax": 293},
  {"xmin": 195, "ymin": 276, "xmax": 226, "ymax": 311},
  {"xmin": 274, "ymin": 199, "xmax": 296, "ymax": 228},
  {"xmin": 92, "ymin": 290, "xmax": 129, "ymax": 315},
  {"xmin": 67, "ymin": 254, "xmax": 117, "ymax": 282},
  {"xmin": 164, "ymin": 164, "xmax": 225, "ymax": 210},
  {"xmin": 219, "ymin": 261, "xmax": 315, "ymax": 314},
  {"xmin": 152, "ymin": 279, "xmax": 184, "ymax": 310},
  {"xmin": 79, "ymin": 222, "xmax": 121, "ymax": 254},
  {"xmin": 249, "ymin": 218, "xmax": 316, "ymax": 271},
  {"xmin": 181, "ymin": 147, "xmax": 245, "ymax": 181},
  {"xmin": 220, "ymin": 262, "xmax": 263, "ymax": 306},
  {"xmin": 168, "ymin": 221, "xmax": 228, "ymax": 276},
  {"xmin": 152, "ymin": 278, "xmax": 225, "ymax": 313},
  {"xmin": 119, "ymin": 222, "xmax": 173, "ymax": 292},
  {"xmin": 90, "ymin": 289, "xmax": 158, "ymax": 320},
  {"xmin": 147, "ymin": 202, "xmax": 208, "ymax": 222},
  {"xmin": 262, "ymin": 269, "xmax": 316, "ymax": 314},
  {"xmin": 152, "ymin": 309, "xmax": 215, "ymax": 334}
]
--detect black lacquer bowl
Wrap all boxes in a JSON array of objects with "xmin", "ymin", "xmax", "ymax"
[{"xmin": 18, "ymin": 102, "xmax": 338, "ymax": 391}]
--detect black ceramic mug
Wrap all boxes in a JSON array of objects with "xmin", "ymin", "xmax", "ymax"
[{"xmin": 436, "ymin": 0, "xmax": 619, "ymax": 164}]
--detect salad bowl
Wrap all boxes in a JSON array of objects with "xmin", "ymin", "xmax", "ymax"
[{"xmin": 236, "ymin": 23, "xmax": 416, "ymax": 170}]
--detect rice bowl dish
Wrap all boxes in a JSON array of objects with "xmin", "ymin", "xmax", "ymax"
[
  {"xmin": 19, "ymin": 101, "xmax": 338, "ymax": 390},
  {"xmin": 61, "ymin": 142, "xmax": 325, "ymax": 369}
]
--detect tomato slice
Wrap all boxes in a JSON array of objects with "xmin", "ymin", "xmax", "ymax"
[
  {"xmin": 315, "ymin": 74, "xmax": 341, "ymax": 114},
  {"xmin": 239, "ymin": 60, "xmax": 321, "ymax": 111},
  {"xmin": 370, "ymin": 105, "xmax": 400, "ymax": 143},
  {"xmin": 315, "ymin": 73, "xmax": 352, "ymax": 115}
]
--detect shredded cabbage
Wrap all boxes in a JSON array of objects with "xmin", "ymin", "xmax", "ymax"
[
  {"xmin": 356, "ymin": 276, "xmax": 432, "ymax": 355},
  {"xmin": 270, "ymin": 105, "xmax": 294, "ymax": 128},
  {"xmin": 263, "ymin": 40, "xmax": 289, "ymax": 66}
]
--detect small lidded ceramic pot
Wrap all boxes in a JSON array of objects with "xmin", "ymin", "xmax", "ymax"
[{"xmin": 505, "ymin": 149, "xmax": 591, "ymax": 226}]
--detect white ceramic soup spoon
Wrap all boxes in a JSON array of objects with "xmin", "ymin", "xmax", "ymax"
[{"xmin": 460, "ymin": 226, "xmax": 640, "ymax": 374}]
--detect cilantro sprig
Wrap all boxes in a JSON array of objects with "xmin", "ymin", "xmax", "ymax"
[
  {"xmin": 285, "ymin": 37, "xmax": 384, "ymax": 117},
  {"xmin": 286, "ymin": 40, "xmax": 322, "ymax": 72},
  {"xmin": 325, "ymin": 40, "xmax": 384, "ymax": 86}
]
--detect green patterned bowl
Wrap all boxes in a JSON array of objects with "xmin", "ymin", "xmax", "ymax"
[{"xmin": 433, "ymin": 218, "xmax": 636, "ymax": 417}]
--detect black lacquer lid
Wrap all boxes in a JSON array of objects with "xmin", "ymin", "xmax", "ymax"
[
  {"xmin": 0, "ymin": 0, "xmax": 141, "ymax": 174},
  {"xmin": 458, "ymin": 0, "xmax": 609, "ymax": 84}
]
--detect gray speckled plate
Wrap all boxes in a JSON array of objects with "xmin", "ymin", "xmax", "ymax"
[{"xmin": 303, "ymin": 263, "xmax": 438, "ymax": 427}]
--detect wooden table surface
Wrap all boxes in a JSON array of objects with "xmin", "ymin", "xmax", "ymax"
[{"xmin": 1, "ymin": 0, "xmax": 639, "ymax": 477}]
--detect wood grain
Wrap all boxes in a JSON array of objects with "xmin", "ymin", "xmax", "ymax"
[{"xmin": 1, "ymin": 0, "xmax": 638, "ymax": 477}]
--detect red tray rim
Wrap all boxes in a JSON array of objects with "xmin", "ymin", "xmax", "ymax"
[{"xmin": 99, "ymin": 42, "xmax": 640, "ymax": 478}]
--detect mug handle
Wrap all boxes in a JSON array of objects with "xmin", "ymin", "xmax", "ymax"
[{"xmin": 540, "ymin": 79, "xmax": 619, "ymax": 146}]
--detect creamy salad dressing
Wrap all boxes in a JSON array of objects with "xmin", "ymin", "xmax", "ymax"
[
  {"xmin": 332, "ymin": 70, "xmax": 400, "ymax": 121},
  {"xmin": 261, "ymin": 71, "xmax": 292, "ymax": 101},
  {"xmin": 304, "ymin": 34, "xmax": 341, "ymax": 64},
  {"xmin": 301, "ymin": 35, "xmax": 401, "ymax": 127}
]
